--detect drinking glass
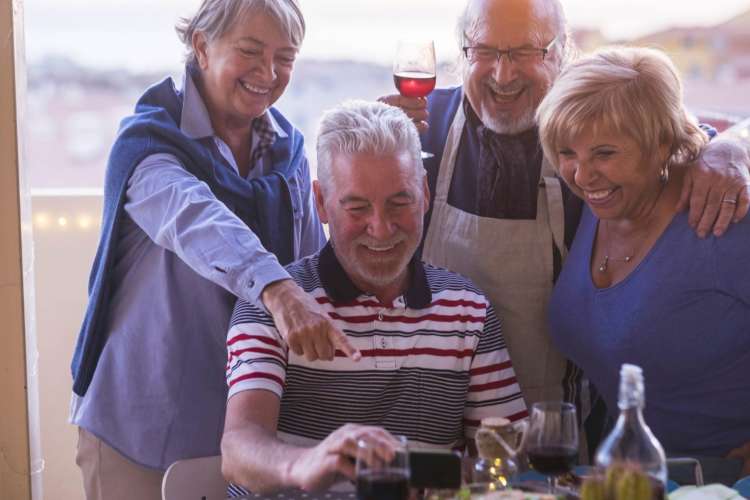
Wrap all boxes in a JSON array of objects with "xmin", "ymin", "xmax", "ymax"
[
  {"xmin": 355, "ymin": 435, "xmax": 410, "ymax": 500},
  {"xmin": 393, "ymin": 39, "xmax": 436, "ymax": 158},
  {"xmin": 393, "ymin": 40, "xmax": 436, "ymax": 98},
  {"xmin": 525, "ymin": 401, "xmax": 579, "ymax": 493}
]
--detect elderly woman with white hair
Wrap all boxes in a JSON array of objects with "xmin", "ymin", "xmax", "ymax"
[
  {"xmin": 538, "ymin": 47, "xmax": 750, "ymax": 485},
  {"xmin": 69, "ymin": 1, "xmax": 360, "ymax": 498}
]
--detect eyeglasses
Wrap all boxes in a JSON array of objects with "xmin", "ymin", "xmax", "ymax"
[{"xmin": 462, "ymin": 36, "xmax": 558, "ymax": 65}]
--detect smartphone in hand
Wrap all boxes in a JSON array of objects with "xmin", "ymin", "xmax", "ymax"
[{"xmin": 408, "ymin": 449, "xmax": 462, "ymax": 489}]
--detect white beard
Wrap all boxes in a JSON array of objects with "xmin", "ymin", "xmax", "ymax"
[{"xmin": 479, "ymin": 104, "xmax": 537, "ymax": 135}]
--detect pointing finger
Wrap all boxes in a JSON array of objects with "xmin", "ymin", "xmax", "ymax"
[{"xmin": 329, "ymin": 326, "xmax": 361, "ymax": 361}]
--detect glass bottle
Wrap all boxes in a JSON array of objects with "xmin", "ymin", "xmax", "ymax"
[
  {"xmin": 594, "ymin": 364, "xmax": 667, "ymax": 500},
  {"xmin": 472, "ymin": 417, "xmax": 523, "ymax": 492}
]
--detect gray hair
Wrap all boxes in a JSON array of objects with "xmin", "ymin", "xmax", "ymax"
[
  {"xmin": 316, "ymin": 100, "xmax": 424, "ymax": 194},
  {"xmin": 175, "ymin": 0, "xmax": 305, "ymax": 66},
  {"xmin": 455, "ymin": 0, "xmax": 576, "ymax": 72}
]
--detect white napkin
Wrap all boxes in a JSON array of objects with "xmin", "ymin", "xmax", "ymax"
[{"xmin": 670, "ymin": 484, "xmax": 746, "ymax": 500}]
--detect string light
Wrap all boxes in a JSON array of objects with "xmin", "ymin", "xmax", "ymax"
[
  {"xmin": 34, "ymin": 213, "xmax": 50, "ymax": 229},
  {"xmin": 77, "ymin": 215, "xmax": 93, "ymax": 229},
  {"xmin": 31, "ymin": 212, "xmax": 100, "ymax": 231}
]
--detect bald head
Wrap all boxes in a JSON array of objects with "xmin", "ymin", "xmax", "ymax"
[{"xmin": 459, "ymin": 0, "xmax": 567, "ymax": 54}]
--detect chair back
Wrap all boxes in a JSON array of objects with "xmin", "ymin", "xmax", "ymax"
[
  {"xmin": 734, "ymin": 475, "xmax": 750, "ymax": 497},
  {"xmin": 162, "ymin": 455, "xmax": 227, "ymax": 500},
  {"xmin": 667, "ymin": 457, "xmax": 705, "ymax": 486}
]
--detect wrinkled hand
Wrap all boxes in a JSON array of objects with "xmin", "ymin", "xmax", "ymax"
[
  {"xmin": 262, "ymin": 279, "xmax": 361, "ymax": 362},
  {"xmin": 378, "ymin": 94, "xmax": 429, "ymax": 133},
  {"xmin": 677, "ymin": 139, "xmax": 750, "ymax": 237},
  {"xmin": 728, "ymin": 441, "xmax": 750, "ymax": 477},
  {"xmin": 287, "ymin": 424, "xmax": 400, "ymax": 492}
]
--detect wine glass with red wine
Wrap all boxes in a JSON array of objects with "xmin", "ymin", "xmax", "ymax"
[
  {"xmin": 356, "ymin": 435, "xmax": 410, "ymax": 500},
  {"xmin": 525, "ymin": 401, "xmax": 579, "ymax": 494},
  {"xmin": 393, "ymin": 39, "xmax": 436, "ymax": 158}
]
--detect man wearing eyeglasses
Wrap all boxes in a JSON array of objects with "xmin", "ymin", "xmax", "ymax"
[{"xmin": 381, "ymin": 0, "xmax": 750, "ymax": 416}]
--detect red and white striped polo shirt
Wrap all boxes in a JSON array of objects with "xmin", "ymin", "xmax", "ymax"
[{"xmin": 226, "ymin": 243, "xmax": 527, "ymax": 450}]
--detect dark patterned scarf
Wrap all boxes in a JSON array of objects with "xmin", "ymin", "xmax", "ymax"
[{"xmin": 469, "ymin": 104, "xmax": 544, "ymax": 219}]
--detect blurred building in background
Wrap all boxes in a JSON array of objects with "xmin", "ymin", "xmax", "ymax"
[
  {"xmin": 634, "ymin": 7, "xmax": 750, "ymax": 83},
  {"xmin": 27, "ymin": 59, "xmax": 439, "ymax": 190},
  {"xmin": 27, "ymin": 10, "xmax": 750, "ymax": 191},
  {"xmin": 630, "ymin": 7, "xmax": 750, "ymax": 124}
]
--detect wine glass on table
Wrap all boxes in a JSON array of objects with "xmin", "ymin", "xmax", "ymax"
[
  {"xmin": 356, "ymin": 435, "xmax": 410, "ymax": 500},
  {"xmin": 393, "ymin": 39, "xmax": 436, "ymax": 158},
  {"xmin": 525, "ymin": 401, "xmax": 579, "ymax": 494}
]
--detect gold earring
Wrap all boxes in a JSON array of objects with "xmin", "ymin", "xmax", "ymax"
[{"xmin": 659, "ymin": 164, "xmax": 669, "ymax": 184}]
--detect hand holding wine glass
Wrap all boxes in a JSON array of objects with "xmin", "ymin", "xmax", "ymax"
[
  {"xmin": 525, "ymin": 401, "xmax": 579, "ymax": 494},
  {"xmin": 394, "ymin": 40, "xmax": 436, "ymax": 98},
  {"xmin": 393, "ymin": 39, "xmax": 435, "ymax": 156},
  {"xmin": 356, "ymin": 435, "xmax": 410, "ymax": 500}
]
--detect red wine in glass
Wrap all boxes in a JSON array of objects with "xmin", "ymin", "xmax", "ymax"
[
  {"xmin": 527, "ymin": 445, "xmax": 578, "ymax": 476},
  {"xmin": 394, "ymin": 71, "xmax": 436, "ymax": 98},
  {"xmin": 356, "ymin": 469, "xmax": 409, "ymax": 500},
  {"xmin": 526, "ymin": 402, "xmax": 579, "ymax": 493},
  {"xmin": 356, "ymin": 436, "xmax": 410, "ymax": 500},
  {"xmin": 393, "ymin": 40, "xmax": 436, "ymax": 158}
]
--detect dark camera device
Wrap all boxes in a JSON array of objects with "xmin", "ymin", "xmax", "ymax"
[{"xmin": 408, "ymin": 449, "xmax": 462, "ymax": 489}]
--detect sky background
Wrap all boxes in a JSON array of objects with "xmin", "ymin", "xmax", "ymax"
[{"xmin": 23, "ymin": 0, "xmax": 750, "ymax": 72}]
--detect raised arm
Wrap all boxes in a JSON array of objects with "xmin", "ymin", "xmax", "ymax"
[
  {"xmin": 126, "ymin": 154, "xmax": 359, "ymax": 361},
  {"xmin": 125, "ymin": 154, "xmax": 289, "ymax": 304},
  {"xmin": 677, "ymin": 119, "xmax": 750, "ymax": 237}
]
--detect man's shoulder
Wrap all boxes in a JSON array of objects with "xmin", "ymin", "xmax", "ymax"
[
  {"xmin": 229, "ymin": 251, "xmax": 324, "ymax": 330},
  {"xmin": 229, "ymin": 252, "xmax": 324, "ymax": 329},
  {"xmin": 283, "ymin": 252, "xmax": 323, "ymax": 293},
  {"xmin": 229, "ymin": 297, "xmax": 275, "ymax": 329},
  {"xmin": 421, "ymin": 262, "xmax": 488, "ymax": 302}
]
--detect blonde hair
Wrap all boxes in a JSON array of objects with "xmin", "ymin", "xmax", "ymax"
[
  {"xmin": 175, "ymin": 0, "xmax": 305, "ymax": 66},
  {"xmin": 537, "ymin": 46, "xmax": 707, "ymax": 171}
]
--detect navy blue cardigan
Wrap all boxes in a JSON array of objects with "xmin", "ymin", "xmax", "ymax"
[{"xmin": 71, "ymin": 77, "xmax": 302, "ymax": 396}]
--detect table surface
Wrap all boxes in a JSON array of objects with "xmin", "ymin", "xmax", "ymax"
[{"xmin": 234, "ymin": 492, "xmax": 356, "ymax": 500}]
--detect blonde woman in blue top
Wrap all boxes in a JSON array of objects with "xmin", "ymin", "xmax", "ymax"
[{"xmin": 538, "ymin": 46, "xmax": 750, "ymax": 485}]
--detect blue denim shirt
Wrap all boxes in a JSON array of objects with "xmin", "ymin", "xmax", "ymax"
[{"xmin": 70, "ymin": 69, "xmax": 325, "ymax": 470}]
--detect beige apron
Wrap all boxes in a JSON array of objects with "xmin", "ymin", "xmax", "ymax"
[{"xmin": 422, "ymin": 98, "xmax": 569, "ymax": 407}]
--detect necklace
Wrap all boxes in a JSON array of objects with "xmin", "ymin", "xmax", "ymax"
[
  {"xmin": 597, "ymin": 253, "xmax": 633, "ymax": 273},
  {"xmin": 597, "ymin": 221, "xmax": 637, "ymax": 273},
  {"xmin": 596, "ymin": 175, "xmax": 671, "ymax": 273}
]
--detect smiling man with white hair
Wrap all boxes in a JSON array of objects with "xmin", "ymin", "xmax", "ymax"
[{"xmin": 220, "ymin": 100, "xmax": 526, "ymax": 495}]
